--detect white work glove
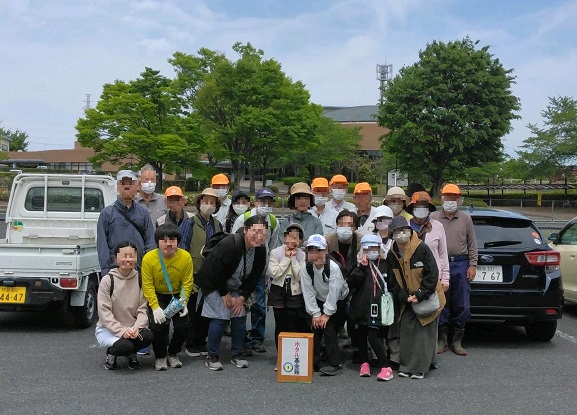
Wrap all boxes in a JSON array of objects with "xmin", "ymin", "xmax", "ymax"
[
  {"xmin": 152, "ymin": 307, "xmax": 166, "ymax": 324},
  {"xmin": 179, "ymin": 304, "xmax": 189, "ymax": 317}
]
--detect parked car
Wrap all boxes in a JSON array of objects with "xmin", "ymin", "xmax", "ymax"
[
  {"xmin": 468, "ymin": 208, "xmax": 562, "ymax": 341},
  {"xmin": 548, "ymin": 217, "xmax": 577, "ymax": 305}
]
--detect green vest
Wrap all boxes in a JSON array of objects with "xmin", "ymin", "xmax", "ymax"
[{"xmin": 189, "ymin": 215, "xmax": 222, "ymax": 275}]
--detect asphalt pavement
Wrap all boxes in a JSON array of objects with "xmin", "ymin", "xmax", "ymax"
[{"xmin": 1, "ymin": 305, "xmax": 577, "ymax": 415}]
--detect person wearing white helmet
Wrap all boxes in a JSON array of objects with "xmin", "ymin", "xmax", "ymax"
[
  {"xmin": 371, "ymin": 205, "xmax": 394, "ymax": 257},
  {"xmin": 383, "ymin": 187, "xmax": 412, "ymax": 220}
]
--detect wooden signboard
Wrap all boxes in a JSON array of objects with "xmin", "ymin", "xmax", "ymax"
[{"xmin": 277, "ymin": 332, "xmax": 314, "ymax": 383}]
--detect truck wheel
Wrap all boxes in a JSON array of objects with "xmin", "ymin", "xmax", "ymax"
[
  {"xmin": 72, "ymin": 280, "xmax": 97, "ymax": 328},
  {"xmin": 525, "ymin": 320, "xmax": 557, "ymax": 342}
]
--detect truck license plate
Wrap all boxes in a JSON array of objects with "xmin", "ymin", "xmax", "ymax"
[{"xmin": 0, "ymin": 287, "xmax": 26, "ymax": 303}]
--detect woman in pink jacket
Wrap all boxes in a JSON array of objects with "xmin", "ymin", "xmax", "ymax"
[{"xmin": 95, "ymin": 241, "xmax": 152, "ymax": 370}]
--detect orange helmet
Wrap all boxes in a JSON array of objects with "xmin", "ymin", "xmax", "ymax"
[
  {"xmin": 329, "ymin": 174, "xmax": 348, "ymax": 185},
  {"xmin": 441, "ymin": 183, "xmax": 461, "ymax": 195},
  {"xmin": 311, "ymin": 177, "xmax": 329, "ymax": 190},
  {"xmin": 211, "ymin": 173, "xmax": 229, "ymax": 186}
]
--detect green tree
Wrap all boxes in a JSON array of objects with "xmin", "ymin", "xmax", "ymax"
[
  {"xmin": 75, "ymin": 68, "xmax": 202, "ymax": 188},
  {"xmin": 377, "ymin": 37, "xmax": 520, "ymax": 196},
  {"xmin": 0, "ymin": 125, "xmax": 29, "ymax": 151},
  {"xmin": 518, "ymin": 96, "xmax": 577, "ymax": 180},
  {"xmin": 170, "ymin": 42, "xmax": 321, "ymax": 190},
  {"xmin": 294, "ymin": 115, "xmax": 362, "ymax": 182}
]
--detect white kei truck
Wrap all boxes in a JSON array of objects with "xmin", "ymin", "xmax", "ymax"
[{"xmin": 0, "ymin": 173, "xmax": 117, "ymax": 327}]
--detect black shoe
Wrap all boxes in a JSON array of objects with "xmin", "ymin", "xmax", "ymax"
[
  {"xmin": 389, "ymin": 360, "xmax": 400, "ymax": 371},
  {"xmin": 319, "ymin": 364, "xmax": 343, "ymax": 376},
  {"xmin": 104, "ymin": 354, "xmax": 117, "ymax": 370},
  {"xmin": 127, "ymin": 354, "xmax": 140, "ymax": 370},
  {"xmin": 251, "ymin": 341, "xmax": 267, "ymax": 353},
  {"xmin": 240, "ymin": 345, "xmax": 254, "ymax": 357},
  {"xmin": 430, "ymin": 361, "xmax": 439, "ymax": 370}
]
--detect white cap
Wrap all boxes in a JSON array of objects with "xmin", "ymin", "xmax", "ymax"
[
  {"xmin": 373, "ymin": 205, "xmax": 394, "ymax": 220},
  {"xmin": 116, "ymin": 170, "xmax": 138, "ymax": 181},
  {"xmin": 305, "ymin": 234, "xmax": 327, "ymax": 250}
]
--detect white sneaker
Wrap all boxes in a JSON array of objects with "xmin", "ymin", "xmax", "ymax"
[
  {"xmin": 230, "ymin": 355, "xmax": 249, "ymax": 368},
  {"xmin": 155, "ymin": 357, "xmax": 167, "ymax": 371},
  {"xmin": 167, "ymin": 354, "xmax": 183, "ymax": 368},
  {"xmin": 205, "ymin": 355, "xmax": 223, "ymax": 371}
]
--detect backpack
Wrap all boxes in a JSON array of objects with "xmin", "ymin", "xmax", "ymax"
[
  {"xmin": 201, "ymin": 232, "xmax": 241, "ymax": 258},
  {"xmin": 306, "ymin": 261, "xmax": 332, "ymax": 286},
  {"xmin": 244, "ymin": 211, "xmax": 277, "ymax": 232},
  {"xmin": 108, "ymin": 273, "xmax": 142, "ymax": 296}
]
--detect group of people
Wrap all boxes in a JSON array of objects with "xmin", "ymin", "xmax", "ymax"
[{"xmin": 94, "ymin": 167, "xmax": 478, "ymax": 381}]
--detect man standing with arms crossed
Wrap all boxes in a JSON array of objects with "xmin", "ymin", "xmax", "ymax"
[{"xmin": 430, "ymin": 183, "xmax": 477, "ymax": 356}]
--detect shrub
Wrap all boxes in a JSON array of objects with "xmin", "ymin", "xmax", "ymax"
[{"xmin": 282, "ymin": 177, "xmax": 308, "ymax": 186}]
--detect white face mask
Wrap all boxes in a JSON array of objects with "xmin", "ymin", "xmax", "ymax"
[
  {"xmin": 215, "ymin": 188, "xmax": 228, "ymax": 198},
  {"xmin": 443, "ymin": 201, "xmax": 458, "ymax": 213},
  {"xmin": 314, "ymin": 195, "xmax": 327, "ymax": 206},
  {"xmin": 233, "ymin": 204, "xmax": 248, "ymax": 215},
  {"xmin": 388, "ymin": 203, "xmax": 402, "ymax": 215},
  {"xmin": 365, "ymin": 251, "xmax": 379, "ymax": 261},
  {"xmin": 140, "ymin": 181, "xmax": 156, "ymax": 194},
  {"xmin": 376, "ymin": 219, "xmax": 391, "ymax": 230},
  {"xmin": 336, "ymin": 226, "xmax": 353, "ymax": 242},
  {"xmin": 200, "ymin": 204, "xmax": 216, "ymax": 215},
  {"xmin": 393, "ymin": 229, "xmax": 412, "ymax": 244},
  {"xmin": 413, "ymin": 207, "xmax": 430, "ymax": 219},
  {"xmin": 332, "ymin": 189, "xmax": 346, "ymax": 201},
  {"xmin": 256, "ymin": 205, "xmax": 272, "ymax": 216}
]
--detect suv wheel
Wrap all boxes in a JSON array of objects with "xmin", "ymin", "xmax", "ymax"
[
  {"xmin": 525, "ymin": 320, "xmax": 557, "ymax": 342},
  {"xmin": 72, "ymin": 280, "xmax": 97, "ymax": 328}
]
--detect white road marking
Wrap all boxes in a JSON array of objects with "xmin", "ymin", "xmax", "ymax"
[{"xmin": 556, "ymin": 329, "xmax": 577, "ymax": 344}]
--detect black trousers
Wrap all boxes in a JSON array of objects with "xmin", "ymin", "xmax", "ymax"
[
  {"xmin": 272, "ymin": 307, "xmax": 310, "ymax": 351},
  {"xmin": 107, "ymin": 329, "xmax": 153, "ymax": 356},
  {"xmin": 310, "ymin": 300, "xmax": 345, "ymax": 367},
  {"xmin": 185, "ymin": 292, "xmax": 209, "ymax": 348},
  {"xmin": 149, "ymin": 293, "xmax": 189, "ymax": 358},
  {"xmin": 356, "ymin": 325, "xmax": 389, "ymax": 367}
]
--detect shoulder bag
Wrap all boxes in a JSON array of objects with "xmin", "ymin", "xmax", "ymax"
[{"xmin": 158, "ymin": 250, "xmax": 184, "ymax": 318}]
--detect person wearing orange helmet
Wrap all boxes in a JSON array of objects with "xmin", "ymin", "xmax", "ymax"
[
  {"xmin": 327, "ymin": 174, "xmax": 355, "ymax": 212},
  {"xmin": 309, "ymin": 177, "xmax": 338, "ymax": 235},
  {"xmin": 352, "ymin": 182, "xmax": 377, "ymax": 233},
  {"xmin": 430, "ymin": 183, "xmax": 478, "ymax": 356},
  {"xmin": 211, "ymin": 173, "xmax": 231, "ymax": 226}
]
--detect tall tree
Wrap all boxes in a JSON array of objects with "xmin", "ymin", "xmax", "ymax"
[
  {"xmin": 518, "ymin": 96, "xmax": 577, "ymax": 180},
  {"xmin": 75, "ymin": 68, "xmax": 202, "ymax": 188},
  {"xmin": 377, "ymin": 37, "xmax": 520, "ymax": 196},
  {"xmin": 170, "ymin": 42, "xmax": 320, "ymax": 190},
  {"xmin": 0, "ymin": 125, "xmax": 29, "ymax": 151}
]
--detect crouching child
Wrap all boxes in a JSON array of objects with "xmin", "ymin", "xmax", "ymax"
[{"xmin": 300, "ymin": 234, "xmax": 349, "ymax": 376}]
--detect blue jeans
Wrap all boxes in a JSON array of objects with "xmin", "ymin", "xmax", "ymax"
[
  {"xmin": 245, "ymin": 275, "xmax": 266, "ymax": 344},
  {"xmin": 207, "ymin": 315, "xmax": 247, "ymax": 358},
  {"xmin": 439, "ymin": 260, "xmax": 471, "ymax": 328}
]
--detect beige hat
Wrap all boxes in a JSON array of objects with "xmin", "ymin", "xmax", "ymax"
[
  {"xmin": 196, "ymin": 188, "xmax": 220, "ymax": 208},
  {"xmin": 288, "ymin": 182, "xmax": 314, "ymax": 209},
  {"xmin": 383, "ymin": 186, "xmax": 408, "ymax": 203}
]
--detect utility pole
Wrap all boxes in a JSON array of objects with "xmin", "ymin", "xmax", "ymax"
[{"xmin": 83, "ymin": 94, "xmax": 91, "ymax": 110}]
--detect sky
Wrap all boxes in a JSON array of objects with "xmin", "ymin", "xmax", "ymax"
[{"xmin": 1, "ymin": 0, "xmax": 576, "ymax": 156}]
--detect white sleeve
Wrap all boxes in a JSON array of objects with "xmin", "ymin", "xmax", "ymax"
[
  {"xmin": 231, "ymin": 213, "xmax": 244, "ymax": 233},
  {"xmin": 323, "ymin": 262, "xmax": 346, "ymax": 316},
  {"xmin": 299, "ymin": 265, "xmax": 322, "ymax": 318}
]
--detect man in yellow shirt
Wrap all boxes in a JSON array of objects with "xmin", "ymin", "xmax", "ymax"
[{"xmin": 141, "ymin": 224, "xmax": 193, "ymax": 371}]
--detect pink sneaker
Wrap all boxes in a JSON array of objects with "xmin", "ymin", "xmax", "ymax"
[
  {"xmin": 359, "ymin": 362, "xmax": 371, "ymax": 377},
  {"xmin": 377, "ymin": 367, "xmax": 394, "ymax": 381}
]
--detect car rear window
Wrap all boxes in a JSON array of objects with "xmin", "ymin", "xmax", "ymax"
[
  {"xmin": 24, "ymin": 187, "xmax": 105, "ymax": 212},
  {"xmin": 473, "ymin": 217, "xmax": 545, "ymax": 250}
]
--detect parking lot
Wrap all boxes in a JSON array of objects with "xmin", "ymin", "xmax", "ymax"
[{"xmin": 1, "ymin": 304, "xmax": 577, "ymax": 415}]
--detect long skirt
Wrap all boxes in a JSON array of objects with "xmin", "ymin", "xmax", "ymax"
[{"xmin": 399, "ymin": 306, "xmax": 438, "ymax": 375}]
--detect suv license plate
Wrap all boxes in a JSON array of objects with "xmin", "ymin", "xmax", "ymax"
[
  {"xmin": 0, "ymin": 286, "xmax": 26, "ymax": 303},
  {"xmin": 474, "ymin": 265, "xmax": 503, "ymax": 283}
]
